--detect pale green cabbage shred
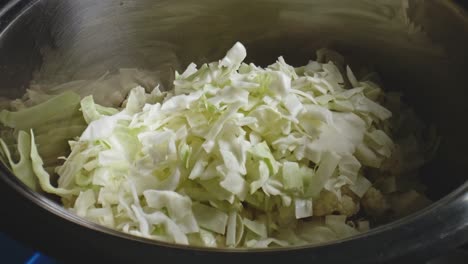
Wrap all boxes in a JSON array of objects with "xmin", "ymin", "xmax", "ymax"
[{"xmin": 0, "ymin": 42, "xmax": 434, "ymax": 248}]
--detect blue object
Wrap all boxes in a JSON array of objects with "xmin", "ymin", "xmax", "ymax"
[
  {"xmin": 0, "ymin": 233, "xmax": 57, "ymax": 264},
  {"xmin": 26, "ymin": 253, "xmax": 41, "ymax": 264},
  {"xmin": 26, "ymin": 252, "xmax": 57, "ymax": 264}
]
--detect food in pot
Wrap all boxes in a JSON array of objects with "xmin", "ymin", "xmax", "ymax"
[{"xmin": 0, "ymin": 42, "xmax": 437, "ymax": 248}]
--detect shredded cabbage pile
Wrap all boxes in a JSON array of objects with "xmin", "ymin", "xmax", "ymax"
[{"xmin": 0, "ymin": 42, "xmax": 436, "ymax": 248}]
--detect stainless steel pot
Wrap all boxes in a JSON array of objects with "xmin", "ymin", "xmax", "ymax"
[{"xmin": 1, "ymin": 0, "xmax": 468, "ymax": 263}]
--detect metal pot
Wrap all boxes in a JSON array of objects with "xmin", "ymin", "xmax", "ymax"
[{"xmin": 1, "ymin": 0, "xmax": 468, "ymax": 263}]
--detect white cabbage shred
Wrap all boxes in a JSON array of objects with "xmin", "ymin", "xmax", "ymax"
[{"xmin": 0, "ymin": 42, "xmax": 435, "ymax": 248}]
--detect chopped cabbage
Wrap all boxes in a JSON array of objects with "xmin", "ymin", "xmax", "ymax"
[{"xmin": 0, "ymin": 42, "xmax": 436, "ymax": 248}]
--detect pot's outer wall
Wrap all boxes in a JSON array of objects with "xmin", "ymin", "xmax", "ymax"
[{"xmin": 0, "ymin": 0, "xmax": 468, "ymax": 263}]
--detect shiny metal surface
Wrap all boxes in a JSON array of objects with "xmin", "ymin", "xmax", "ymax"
[{"xmin": 0, "ymin": 0, "xmax": 468, "ymax": 263}]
